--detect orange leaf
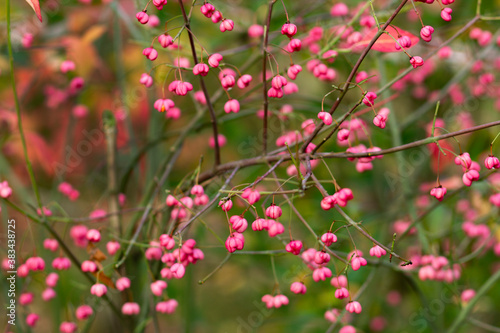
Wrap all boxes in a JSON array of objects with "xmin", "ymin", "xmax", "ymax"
[
  {"xmin": 351, "ymin": 26, "xmax": 419, "ymax": 53},
  {"xmin": 24, "ymin": 0, "xmax": 42, "ymax": 22}
]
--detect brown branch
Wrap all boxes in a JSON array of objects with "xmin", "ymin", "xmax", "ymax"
[{"xmin": 198, "ymin": 120, "xmax": 500, "ymax": 183}]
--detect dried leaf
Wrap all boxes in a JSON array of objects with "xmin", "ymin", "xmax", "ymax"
[
  {"xmin": 24, "ymin": 0, "xmax": 42, "ymax": 22},
  {"xmin": 91, "ymin": 271, "xmax": 115, "ymax": 289},
  {"xmin": 351, "ymin": 26, "xmax": 419, "ymax": 53}
]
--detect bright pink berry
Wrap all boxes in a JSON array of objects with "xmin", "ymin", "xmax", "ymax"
[
  {"xmin": 369, "ymin": 245, "xmax": 387, "ymax": 258},
  {"xmin": 485, "ymin": 156, "xmax": 500, "ymax": 169},
  {"xmin": 346, "ymin": 301, "xmax": 362, "ymax": 314},
  {"xmin": 158, "ymin": 34, "xmax": 173, "ymax": 48},
  {"xmin": 43, "ymin": 238, "xmax": 59, "ymax": 251},
  {"xmin": 225, "ymin": 233, "xmax": 245, "ymax": 252},
  {"xmin": 271, "ymin": 75, "xmax": 288, "ymax": 90},
  {"xmin": 81, "ymin": 260, "xmax": 98, "ymax": 272},
  {"xmin": 224, "ymin": 99, "xmax": 240, "ymax": 113},
  {"xmin": 140, "ymin": 73, "xmax": 153, "ymax": 87},
  {"xmin": 331, "ymin": 275, "xmax": 348, "ymax": 288},
  {"xmin": 337, "ymin": 128, "xmax": 350, "ymax": 142},
  {"xmin": 441, "ymin": 8, "xmax": 452, "ymax": 21},
  {"xmin": 86, "ymin": 229, "xmax": 101, "ymax": 243},
  {"xmin": 265, "ymin": 204, "xmax": 282, "ymax": 219},
  {"xmin": 330, "ymin": 3, "xmax": 348, "ymax": 17},
  {"xmin": 461, "ymin": 289, "xmax": 475, "ymax": 303},
  {"xmin": 237, "ymin": 74, "xmax": 252, "ymax": 89},
  {"xmin": 76, "ymin": 305, "xmax": 93, "ymax": 320},
  {"xmin": 420, "ymin": 26, "xmax": 435, "ymax": 42},
  {"xmin": 241, "ymin": 188, "xmax": 260, "ymax": 204},
  {"xmin": 20, "ymin": 292, "xmax": 34, "ymax": 305},
  {"xmin": 200, "ymin": 3, "xmax": 215, "ymax": 18},
  {"xmin": 60, "ymin": 60, "xmax": 75, "ymax": 73},
  {"xmin": 106, "ymin": 241, "xmax": 121, "ymax": 255},
  {"xmin": 335, "ymin": 287, "xmax": 349, "ymax": 299},
  {"xmin": 26, "ymin": 313, "xmax": 40, "ymax": 327},
  {"xmin": 321, "ymin": 232, "xmax": 337, "ymax": 246},
  {"xmin": 267, "ymin": 220, "xmax": 285, "ymax": 237},
  {"xmin": 142, "ymin": 47, "xmax": 158, "ymax": 61},
  {"xmin": 285, "ymin": 240, "xmax": 303, "ymax": 255},
  {"xmin": 150, "ymin": 280, "xmax": 167, "ymax": 296},
  {"xmin": 156, "ymin": 299, "xmax": 178, "ymax": 314},
  {"xmin": 395, "ymin": 36, "xmax": 412, "ymax": 50},
  {"xmin": 116, "ymin": 277, "xmax": 131, "ymax": 291},
  {"xmin": 462, "ymin": 169, "xmax": 480, "ymax": 186},
  {"xmin": 290, "ymin": 281, "xmax": 307, "ymax": 294},
  {"xmin": 281, "ymin": 23, "xmax": 298, "ymax": 38},
  {"xmin": 90, "ymin": 283, "xmax": 107, "ymax": 297},
  {"xmin": 229, "ymin": 215, "xmax": 248, "ymax": 233},
  {"xmin": 430, "ymin": 186, "xmax": 447, "ymax": 201},
  {"xmin": 410, "ymin": 56, "xmax": 424, "ymax": 68},
  {"xmin": 363, "ymin": 92, "xmax": 377, "ymax": 106},
  {"xmin": 136, "ymin": 11, "xmax": 149, "ymax": 24},
  {"xmin": 211, "ymin": 10, "xmax": 222, "ymax": 23},
  {"xmin": 248, "ymin": 24, "xmax": 264, "ymax": 38},
  {"xmin": 312, "ymin": 267, "xmax": 332, "ymax": 282},
  {"xmin": 170, "ymin": 263, "xmax": 186, "ymax": 279},
  {"xmin": 26, "ymin": 256, "xmax": 45, "ymax": 271},
  {"xmin": 122, "ymin": 302, "xmax": 140, "ymax": 315},
  {"xmin": 220, "ymin": 19, "xmax": 234, "ymax": 32},
  {"xmin": 60, "ymin": 322, "xmax": 77, "ymax": 333},
  {"xmin": 193, "ymin": 63, "xmax": 209, "ymax": 76},
  {"xmin": 455, "ymin": 152, "xmax": 472, "ymax": 169},
  {"xmin": 288, "ymin": 38, "xmax": 302, "ymax": 52},
  {"xmin": 287, "ymin": 64, "xmax": 302, "ymax": 80},
  {"xmin": 318, "ymin": 111, "xmax": 333, "ymax": 125}
]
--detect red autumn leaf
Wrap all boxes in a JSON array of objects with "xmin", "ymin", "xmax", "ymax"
[
  {"xmin": 351, "ymin": 26, "xmax": 419, "ymax": 53},
  {"xmin": 24, "ymin": 0, "xmax": 42, "ymax": 22}
]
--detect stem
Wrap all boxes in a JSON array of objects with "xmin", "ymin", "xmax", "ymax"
[
  {"xmin": 262, "ymin": 0, "xmax": 276, "ymax": 155},
  {"xmin": 301, "ymin": 0, "xmax": 409, "ymax": 152},
  {"xmin": 178, "ymin": 0, "xmax": 221, "ymax": 167},
  {"xmin": 197, "ymin": 120, "xmax": 500, "ymax": 184},
  {"xmin": 104, "ymin": 111, "xmax": 122, "ymax": 236},
  {"xmin": 6, "ymin": 0, "xmax": 43, "ymax": 211},
  {"xmin": 447, "ymin": 268, "xmax": 500, "ymax": 333}
]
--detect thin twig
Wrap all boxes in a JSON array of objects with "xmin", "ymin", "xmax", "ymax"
[
  {"xmin": 262, "ymin": 0, "xmax": 277, "ymax": 155},
  {"xmin": 178, "ymin": 0, "xmax": 221, "ymax": 167}
]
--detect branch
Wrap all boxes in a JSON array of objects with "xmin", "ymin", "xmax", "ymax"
[
  {"xmin": 300, "ymin": 0, "xmax": 409, "ymax": 152},
  {"xmin": 198, "ymin": 120, "xmax": 500, "ymax": 183},
  {"xmin": 262, "ymin": 0, "xmax": 277, "ymax": 155},
  {"xmin": 178, "ymin": 0, "xmax": 221, "ymax": 167}
]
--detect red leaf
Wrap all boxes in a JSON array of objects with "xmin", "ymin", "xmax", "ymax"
[
  {"xmin": 351, "ymin": 26, "xmax": 419, "ymax": 53},
  {"xmin": 24, "ymin": 0, "xmax": 42, "ymax": 22}
]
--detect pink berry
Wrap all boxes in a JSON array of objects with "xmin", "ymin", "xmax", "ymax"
[
  {"xmin": 420, "ymin": 26, "xmax": 435, "ymax": 42},
  {"xmin": 116, "ymin": 277, "xmax": 131, "ymax": 291},
  {"xmin": 265, "ymin": 204, "xmax": 282, "ymax": 219},
  {"xmin": 430, "ymin": 186, "xmax": 447, "ymax": 201},
  {"xmin": 122, "ymin": 302, "xmax": 140, "ymax": 315},
  {"xmin": 441, "ymin": 8, "xmax": 452, "ymax": 21},
  {"xmin": 330, "ymin": 3, "xmax": 349, "ymax": 17},
  {"xmin": 285, "ymin": 240, "xmax": 303, "ymax": 255},
  {"xmin": 281, "ymin": 23, "xmax": 298, "ymax": 38},
  {"xmin": 485, "ymin": 156, "xmax": 500, "ymax": 169},
  {"xmin": 220, "ymin": 19, "xmax": 234, "ymax": 32},
  {"xmin": 156, "ymin": 299, "xmax": 178, "ymax": 314},
  {"xmin": 90, "ymin": 283, "xmax": 107, "ymax": 297},
  {"xmin": 410, "ymin": 56, "xmax": 424, "ymax": 68},
  {"xmin": 76, "ymin": 305, "xmax": 93, "ymax": 320},
  {"xmin": 224, "ymin": 99, "xmax": 240, "ymax": 113},
  {"xmin": 136, "ymin": 11, "xmax": 149, "ymax": 24},
  {"xmin": 290, "ymin": 281, "xmax": 307, "ymax": 294},
  {"xmin": 346, "ymin": 301, "xmax": 362, "ymax": 314}
]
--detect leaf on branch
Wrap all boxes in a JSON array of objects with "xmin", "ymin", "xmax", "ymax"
[
  {"xmin": 351, "ymin": 26, "xmax": 419, "ymax": 53},
  {"xmin": 24, "ymin": 0, "xmax": 42, "ymax": 22}
]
